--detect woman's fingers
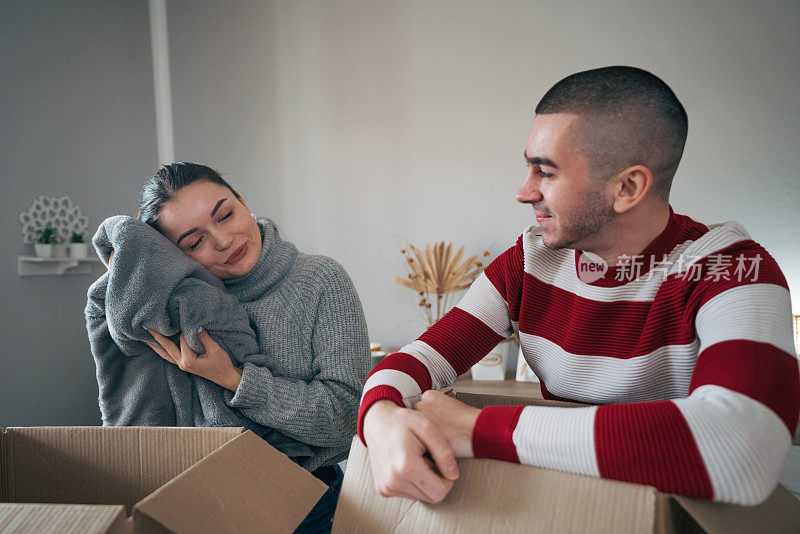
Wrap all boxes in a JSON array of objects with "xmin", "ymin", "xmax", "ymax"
[
  {"xmin": 145, "ymin": 329, "xmax": 215, "ymax": 377},
  {"xmin": 195, "ymin": 327, "xmax": 219, "ymax": 353},
  {"xmin": 147, "ymin": 329, "xmax": 181, "ymax": 365},
  {"xmin": 179, "ymin": 333, "xmax": 200, "ymax": 366},
  {"xmin": 147, "ymin": 329, "xmax": 175, "ymax": 351},
  {"xmin": 146, "ymin": 341, "xmax": 175, "ymax": 365}
]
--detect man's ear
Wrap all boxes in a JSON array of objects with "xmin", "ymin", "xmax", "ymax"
[{"xmin": 609, "ymin": 165, "xmax": 654, "ymax": 213}]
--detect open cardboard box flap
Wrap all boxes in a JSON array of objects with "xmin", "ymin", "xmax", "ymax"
[
  {"xmin": 133, "ymin": 430, "xmax": 327, "ymax": 533},
  {"xmin": 333, "ymin": 438, "xmax": 660, "ymax": 534},
  {"xmin": 672, "ymin": 490, "xmax": 800, "ymax": 534},
  {"xmin": 1, "ymin": 426, "xmax": 327, "ymax": 533},
  {"xmin": 332, "ymin": 390, "xmax": 800, "ymax": 533},
  {"xmin": 0, "ymin": 503, "xmax": 129, "ymax": 534}
]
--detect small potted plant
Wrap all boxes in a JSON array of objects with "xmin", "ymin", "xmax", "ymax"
[
  {"xmin": 69, "ymin": 231, "xmax": 88, "ymax": 258},
  {"xmin": 34, "ymin": 225, "xmax": 58, "ymax": 258}
]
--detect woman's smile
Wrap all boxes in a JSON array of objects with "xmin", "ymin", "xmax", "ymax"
[{"xmin": 226, "ymin": 243, "xmax": 248, "ymax": 265}]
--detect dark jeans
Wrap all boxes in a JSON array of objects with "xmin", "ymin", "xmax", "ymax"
[{"xmin": 294, "ymin": 465, "xmax": 344, "ymax": 534}]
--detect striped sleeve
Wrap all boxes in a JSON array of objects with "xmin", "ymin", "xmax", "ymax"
[
  {"xmin": 472, "ymin": 244, "xmax": 799, "ymax": 505},
  {"xmin": 357, "ymin": 236, "xmax": 523, "ymax": 443}
]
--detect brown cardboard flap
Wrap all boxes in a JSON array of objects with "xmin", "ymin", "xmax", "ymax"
[
  {"xmin": 0, "ymin": 503, "xmax": 127, "ymax": 534},
  {"xmin": 332, "ymin": 438, "xmax": 657, "ymax": 534},
  {"xmin": 450, "ymin": 376, "xmax": 543, "ymax": 398},
  {"xmin": 4, "ymin": 426, "xmax": 241, "ymax": 513},
  {"xmin": 673, "ymin": 484, "xmax": 800, "ymax": 534},
  {"xmin": 453, "ymin": 391, "xmax": 586, "ymax": 409},
  {"xmin": 134, "ymin": 430, "xmax": 327, "ymax": 533}
]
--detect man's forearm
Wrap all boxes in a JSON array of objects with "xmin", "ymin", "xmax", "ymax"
[{"xmin": 470, "ymin": 386, "xmax": 793, "ymax": 506}]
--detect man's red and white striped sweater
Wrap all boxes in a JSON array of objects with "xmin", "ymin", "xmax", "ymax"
[{"xmin": 359, "ymin": 209, "xmax": 799, "ymax": 505}]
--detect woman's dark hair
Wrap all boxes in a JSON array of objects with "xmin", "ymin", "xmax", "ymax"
[{"xmin": 138, "ymin": 162, "xmax": 241, "ymax": 228}]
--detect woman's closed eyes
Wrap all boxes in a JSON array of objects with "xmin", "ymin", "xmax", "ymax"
[{"xmin": 189, "ymin": 209, "xmax": 235, "ymax": 250}]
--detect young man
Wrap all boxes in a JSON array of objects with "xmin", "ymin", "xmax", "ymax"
[{"xmin": 359, "ymin": 66, "xmax": 799, "ymax": 506}]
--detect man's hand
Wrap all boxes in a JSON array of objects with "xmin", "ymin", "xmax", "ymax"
[
  {"xmin": 363, "ymin": 399, "xmax": 460, "ymax": 503},
  {"xmin": 413, "ymin": 390, "xmax": 480, "ymax": 458}
]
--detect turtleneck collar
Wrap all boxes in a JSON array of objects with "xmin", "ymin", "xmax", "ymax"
[{"xmin": 223, "ymin": 219, "xmax": 298, "ymax": 301}]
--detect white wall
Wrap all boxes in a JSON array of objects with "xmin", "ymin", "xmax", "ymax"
[
  {"xmin": 166, "ymin": 0, "xmax": 800, "ymax": 349},
  {"xmin": 2, "ymin": 0, "xmax": 798, "ymax": 426}
]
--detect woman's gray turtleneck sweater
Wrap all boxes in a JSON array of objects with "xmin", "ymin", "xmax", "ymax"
[
  {"xmin": 87, "ymin": 216, "xmax": 370, "ymax": 471},
  {"xmin": 222, "ymin": 219, "xmax": 371, "ymax": 469}
]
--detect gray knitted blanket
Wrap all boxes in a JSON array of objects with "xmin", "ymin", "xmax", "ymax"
[{"xmin": 85, "ymin": 215, "xmax": 312, "ymax": 459}]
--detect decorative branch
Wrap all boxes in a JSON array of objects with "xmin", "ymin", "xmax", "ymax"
[{"xmin": 393, "ymin": 241, "xmax": 490, "ymax": 327}]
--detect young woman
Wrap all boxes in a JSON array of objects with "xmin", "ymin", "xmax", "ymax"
[{"xmin": 97, "ymin": 162, "xmax": 370, "ymax": 533}]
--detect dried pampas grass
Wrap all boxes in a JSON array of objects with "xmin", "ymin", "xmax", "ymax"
[{"xmin": 393, "ymin": 242, "xmax": 490, "ymax": 327}]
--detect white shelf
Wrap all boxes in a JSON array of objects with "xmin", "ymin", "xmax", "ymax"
[{"xmin": 18, "ymin": 255, "xmax": 104, "ymax": 276}]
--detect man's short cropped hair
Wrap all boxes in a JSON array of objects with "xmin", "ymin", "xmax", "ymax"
[{"xmin": 535, "ymin": 66, "xmax": 688, "ymax": 199}]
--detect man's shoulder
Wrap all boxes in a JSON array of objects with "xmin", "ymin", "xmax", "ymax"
[
  {"xmin": 670, "ymin": 217, "xmax": 787, "ymax": 292},
  {"xmin": 677, "ymin": 218, "xmax": 760, "ymax": 259}
]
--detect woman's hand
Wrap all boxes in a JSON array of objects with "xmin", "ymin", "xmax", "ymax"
[{"xmin": 145, "ymin": 327, "xmax": 243, "ymax": 392}]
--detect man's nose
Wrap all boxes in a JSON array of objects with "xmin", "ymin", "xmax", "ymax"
[{"xmin": 516, "ymin": 169, "xmax": 542, "ymax": 204}]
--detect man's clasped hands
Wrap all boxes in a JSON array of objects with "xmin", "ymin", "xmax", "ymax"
[{"xmin": 362, "ymin": 391, "xmax": 483, "ymax": 504}]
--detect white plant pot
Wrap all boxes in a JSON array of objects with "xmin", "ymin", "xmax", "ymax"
[
  {"xmin": 34, "ymin": 243, "xmax": 54, "ymax": 258},
  {"xmin": 69, "ymin": 243, "xmax": 89, "ymax": 258},
  {"xmin": 471, "ymin": 340, "xmax": 512, "ymax": 380}
]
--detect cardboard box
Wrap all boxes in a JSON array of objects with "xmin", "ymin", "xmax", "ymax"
[
  {"xmin": 332, "ymin": 390, "xmax": 800, "ymax": 533},
  {"xmin": 0, "ymin": 426, "xmax": 326, "ymax": 533}
]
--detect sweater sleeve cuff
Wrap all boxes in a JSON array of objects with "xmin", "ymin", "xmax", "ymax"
[
  {"xmin": 227, "ymin": 361, "xmax": 272, "ymax": 409},
  {"xmin": 472, "ymin": 405, "xmax": 524, "ymax": 463},
  {"xmin": 357, "ymin": 385, "xmax": 405, "ymax": 446}
]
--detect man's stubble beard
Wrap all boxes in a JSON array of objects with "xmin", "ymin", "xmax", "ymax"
[{"xmin": 541, "ymin": 187, "xmax": 616, "ymax": 251}]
